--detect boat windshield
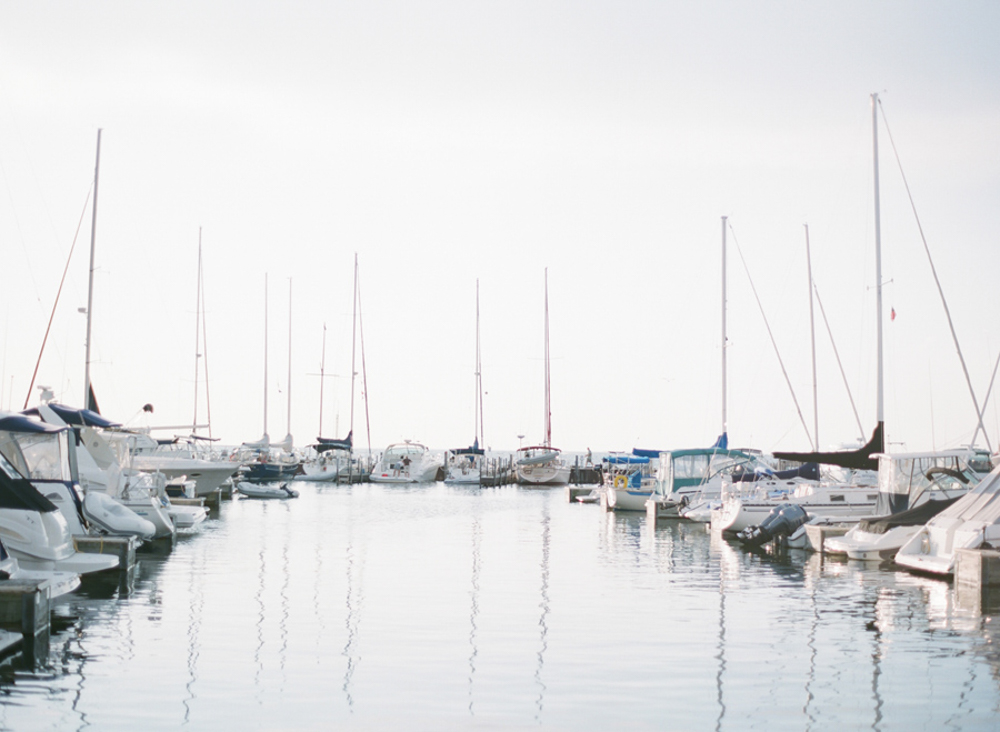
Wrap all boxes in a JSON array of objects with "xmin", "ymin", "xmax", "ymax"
[{"xmin": 0, "ymin": 429, "xmax": 72, "ymax": 481}]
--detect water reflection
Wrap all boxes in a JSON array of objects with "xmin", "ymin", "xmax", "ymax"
[
  {"xmin": 467, "ymin": 512, "xmax": 480, "ymax": 715},
  {"xmin": 535, "ymin": 501, "xmax": 550, "ymax": 722}
]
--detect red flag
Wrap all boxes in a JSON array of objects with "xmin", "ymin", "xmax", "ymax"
[{"xmin": 891, "ymin": 307, "xmax": 896, "ymax": 321}]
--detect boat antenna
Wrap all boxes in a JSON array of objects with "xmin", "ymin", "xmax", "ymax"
[{"xmin": 83, "ymin": 129, "xmax": 102, "ymax": 409}]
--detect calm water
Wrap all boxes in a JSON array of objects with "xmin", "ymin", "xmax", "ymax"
[{"xmin": 2, "ymin": 482, "xmax": 1000, "ymax": 731}]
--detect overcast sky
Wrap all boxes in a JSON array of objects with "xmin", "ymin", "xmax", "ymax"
[{"xmin": 1, "ymin": 2, "xmax": 999, "ymax": 455}]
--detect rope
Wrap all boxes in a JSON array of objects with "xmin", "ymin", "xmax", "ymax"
[
  {"xmin": 878, "ymin": 98, "xmax": 993, "ymax": 453},
  {"xmin": 728, "ymin": 222, "xmax": 814, "ymax": 449}
]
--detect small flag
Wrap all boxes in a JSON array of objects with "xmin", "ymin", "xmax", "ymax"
[{"xmin": 891, "ymin": 307, "xmax": 896, "ymax": 321}]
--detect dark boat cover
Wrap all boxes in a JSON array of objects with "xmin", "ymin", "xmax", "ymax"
[
  {"xmin": 23, "ymin": 403, "xmax": 122, "ymax": 429},
  {"xmin": 772, "ymin": 423, "xmax": 884, "ymax": 473},
  {"xmin": 856, "ymin": 496, "xmax": 961, "ymax": 535}
]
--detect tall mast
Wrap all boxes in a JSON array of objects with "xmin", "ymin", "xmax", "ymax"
[
  {"xmin": 192, "ymin": 228, "xmax": 202, "ymax": 433},
  {"xmin": 83, "ymin": 129, "xmax": 102, "ymax": 408},
  {"xmin": 544, "ymin": 268, "xmax": 551, "ymax": 448},
  {"xmin": 805, "ymin": 224, "xmax": 818, "ymax": 450},
  {"xmin": 474, "ymin": 279, "xmax": 481, "ymax": 445},
  {"xmin": 318, "ymin": 323, "xmax": 327, "ymax": 436},
  {"xmin": 872, "ymin": 93, "xmax": 885, "ymax": 432},
  {"xmin": 350, "ymin": 254, "xmax": 358, "ymax": 438},
  {"xmin": 262, "ymin": 273, "xmax": 269, "ymax": 443},
  {"xmin": 284, "ymin": 278, "xmax": 293, "ymax": 448},
  {"xmin": 721, "ymin": 216, "xmax": 727, "ymax": 440}
]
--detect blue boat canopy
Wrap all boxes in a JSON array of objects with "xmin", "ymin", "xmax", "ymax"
[
  {"xmin": 0, "ymin": 413, "xmax": 66, "ymax": 434},
  {"xmin": 604, "ymin": 455, "xmax": 650, "ymax": 465},
  {"xmin": 315, "ymin": 430, "xmax": 353, "ymax": 452},
  {"xmin": 23, "ymin": 403, "xmax": 121, "ymax": 429},
  {"xmin": 631, "ymin": 448, "xmax": 663, "ymax": 459}
]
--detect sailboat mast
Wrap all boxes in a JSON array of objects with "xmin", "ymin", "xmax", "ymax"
[
  {"xmin": 192, "ymin": 228, "xmax": 202, "ymax": 433},
  {"xmin": 805, "ymin": 224, "xmax": 818, "ymax": 450},
  {"xmin": 263, "ymin": 273, "xmax": 269, "ymax": 442},
  {"xmin": 83, "ymin": 129, "xmax": 102, "ymax": 407},
  {"xmin": 474, "ymin": 279, "xmax": 481, "ymax": 445},
  {"xmin": 872, "ymin": 93, "xmax": 885, "ymax": 429},
  {"xmin": 350, "ymin": 254, "xmax": 358, "ymax": 439},
  {"xmin": 544, "ymin": 268, "xmax": 551, "ymax": 448},
  {"xmin": 721, "ymin": 216, "xmax": 727, "ymax": 439},
  {"xmin": 319, "ymin": 324, "xmax": 327, "ymax": 436},
  {"xmin": 285, "ymin": 278, "xmax": 293, "ymax": 447}
]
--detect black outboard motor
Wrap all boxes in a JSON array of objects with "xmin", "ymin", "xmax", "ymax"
[{"xmin": 737, "ymin": 504, "xmax": 810, "ymax": 548}]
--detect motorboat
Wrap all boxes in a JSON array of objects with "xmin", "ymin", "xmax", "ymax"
[
  {"xmin": 129, "ymin": 432, "xmax": 240, "ymax": 497},
  {"xmin": 0, "ymin": 411, "xmax": 155, "ymax": 541},
  {"xmin": 370, "ymin": 442, "xmax": 442, "ymax": 483},
  {"xmin": 602, "ymin": 454, "xmax": 656, "ymax": 511},
  {"xmin": 236, "ymin": 482, "xmax": 299, "ymax": 499},
  {"xmin": 0, "ymin": 535, "xmax": 81, "ymax": 600},
  {"xmin": 645, "ymin": 444, "xmax": 770, "ymax": 520},
  {"xmin": 0, "ymin": 453, "xmax": 118, "ymax": 575},
  {"xmin": 894, "ymin": 464, "xmax": 1000, "ymax": 576},
  {"xmin": 824, "ymin": 450, "xmax": 986, "ymax": 560},
  {"xmin": 29, "ymin": 403, "xmax": 178, "ymax": 539},
  {"xmin": 711, "ymin": 478, "xmax": 879, "ymax": 535}
]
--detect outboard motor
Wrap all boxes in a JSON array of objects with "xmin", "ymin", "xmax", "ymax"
[
  {"xmin": 737, "ymin": 504, "xmax": 810, "ymax": 548},
  {"xmin": 280, "ymin": 483, "xmax": 300, "ymax": 499}
]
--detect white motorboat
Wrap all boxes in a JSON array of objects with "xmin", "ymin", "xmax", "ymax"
[
  {"xmin": 129, "ymin": 433, "xmax": 240, "ymax": 497},
  {"xmin": 824, "ymin": 450, "xmax": 986, "ymax": 560},
  {"xmin": 0, "ymin": 456, "xmax": 118, "ymax": 575},
  {"xmin": 236, "ymin": 482, "xmax": 299, "ymax": 499},
  {"xmin": 0, "ymin": 536, "xmax": 80, "ymax": 600},
  {"xmin": 602, "ymin": 454, "xmax": 655, "ymax": 511},
  {"xmin": 0, "ymin": 410, "xmax": 157, "ymax": 541},
  {"xmin": 711, "ymin": 479, "xmax": 880, "ymax": 535},
  {"xmin": 894, "ymin": 464, "xmax": 1000, "ymax": 576},
  {"xmin": 370, "ymin": 442, "xmax": 442, "ymax": 483}
]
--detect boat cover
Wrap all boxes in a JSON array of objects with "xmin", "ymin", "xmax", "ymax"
[
  {"xmin": 772, "ymin": 423, "xmax": 884, "ymax": 472},
  {"xmin": 23, "ymin": 403, "xmax": 121, "ymax": 429},
  {"xmin": 315, "ymin": 431, "xmax": 352, "ymax": 452},
  {"xmin": 0, "ymin": 413, "xmax": 65, "ymax": 434},
  {"xmin": 604, "ymin": 455, "xmax": 650, "ymax": 465},
  {"xmin": 856, "ymin": 497, "xmax": 961, "ymax": 535},
  {"xmin": 631, "ymin": 448, "xmax": 663, "ymax": 459}
]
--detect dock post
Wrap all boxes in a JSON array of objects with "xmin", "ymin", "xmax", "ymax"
[{"xmin": 0, "ymin": 579, "xmax": 52, "ymax": 636}]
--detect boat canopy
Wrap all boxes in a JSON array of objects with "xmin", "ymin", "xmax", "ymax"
[
  {"xmin": 23, "ymin": 402, "xmax": 121, "ymax": 429},
  {"xmin": 772, "ymin": 423, "xmax": 884, "ymax": 473},
  {"xmin": 857, "ymin": 497, "xmax": 961, "ymax": 535},
  {"xmin": 874, "ymin": 450, "xmax": 982, "ymax": 514},
  {"xmin": 604, "ymin": 455, "xmax": 650, "ymax": 465},
  {"xmin": 0, "ymin": 413, "xmax": 66, "ymax": 434},
  {"xmin": 631, "ymin": 448, "xmax": 663, "ymax": 459}
]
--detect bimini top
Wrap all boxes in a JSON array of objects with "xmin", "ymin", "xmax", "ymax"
[
  {"xmin": 0, "ymin": 412, "xmax": 66, "ymax": 434},
  {"xmin": 23, "ymin": 402, "xmax": 121, "ymax": 429}
]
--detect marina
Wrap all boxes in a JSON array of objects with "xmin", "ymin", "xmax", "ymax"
[{"xmin": 2, "ymin": 481, "xmax": 1000, "ymax": 730}]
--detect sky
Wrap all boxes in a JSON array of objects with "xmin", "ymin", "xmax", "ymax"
[{"xmin": 1, "ymin": 1, "xmax": 999, "ymax": 455}]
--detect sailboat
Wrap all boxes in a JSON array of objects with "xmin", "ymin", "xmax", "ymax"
[
  {"xmin": 516, "ymin": 270, "xmax": 570, "ymax": 486},
  {"xmin": 445, "ymin": 280, "xmax": 486, "ymax": 485},
  {"xmin": 239, "ymin": 276, "xmax": 301, "ymax": 483}
]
